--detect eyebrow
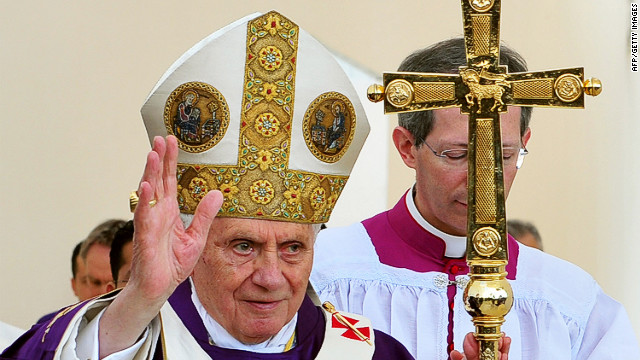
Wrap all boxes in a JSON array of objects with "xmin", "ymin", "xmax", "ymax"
[
  {"xmin": 501, "ymin": 141, "xmax": 521, "ymax": 148},
  {"xmin": 439, "ymin": 142, "xmax": 520, "ymax": 151},
  {"xmin": 436, "ymin": 140, "xmax": 468, "ymax": 148}
]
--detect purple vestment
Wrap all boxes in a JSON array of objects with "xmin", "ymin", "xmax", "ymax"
[{"xmin": 2, "ymin": 281, "xmax": 413, "ymax": 359}]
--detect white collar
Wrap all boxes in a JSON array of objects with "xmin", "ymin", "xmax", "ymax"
[
  {"xmin": 405, "ymin": 186, "xmax": 467, "ymax": 258},
  {"xmin": 189, "ymin": 277, "xmax": 298, "ymax": 353}
]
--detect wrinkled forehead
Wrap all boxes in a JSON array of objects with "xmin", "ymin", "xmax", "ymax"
[
  {"xmin": 431, "ymin": 107, "xmax": 523, "ymax": 141},
  {"xmin": 210, "ymin": 217, "xmax": 318, "ymax": 241}
]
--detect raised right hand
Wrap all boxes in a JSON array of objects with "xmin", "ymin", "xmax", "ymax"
[
  {"xmin": 128, "ymin": 135, "xmax": 222, "ymax": 301},
  {"xmin": 98, "ymin": 136, "xmax": 222, "ymax": 358}
]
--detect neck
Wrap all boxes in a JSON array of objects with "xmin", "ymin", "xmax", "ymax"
[{"xmin": 406, "ymin": 188, "xmax": 467, "ymax": 258}]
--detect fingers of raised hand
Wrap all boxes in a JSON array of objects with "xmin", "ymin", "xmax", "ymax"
[
  {"xmin": 133, "ymin": 181, "xmax": 158, "ymax": 243},
  {"xmin": 186, "ymin": 190, "xmax": 224, "ymax": 244},
  {"xmin": 133, "ymin": 136, "xmax": 173, "ymax": 237},
  {"xmin": 163, "ymin": 136, "xmax": 179, "ymax": 196},
  {"xmin": 138, "ymin": 136, "xmax": 180, "ymax": 208},
  {"xmin": 138, "ymin": 137, "xmax": 164, "ymax": 202},
  {"xmin": 151, "ymin": 136, "xmax": 167, "ymax": 199}
]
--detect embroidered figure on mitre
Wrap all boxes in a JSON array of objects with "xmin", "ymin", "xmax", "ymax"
[
  {"xmin": 326, "ymin": 101, "xmax": 346, "ymax": 153},
  {"xmin": 174, "ymin": 90, "xmax": 202, "ymax": 143},
  {"xmin": 312, "ymin": 110, "xmax": 327, "ymax": 146},
  {"xmin": 202, "ymin": 102, "xmax": 221, "ymax": 139}
]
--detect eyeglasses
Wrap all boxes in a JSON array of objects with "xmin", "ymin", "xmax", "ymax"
[{"xmin": 423, "ymin": 140, "xmax": 528, "ymax": 170}]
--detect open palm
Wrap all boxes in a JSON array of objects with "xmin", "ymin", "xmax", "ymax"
[
  {"xmin": 98, "ymin": 136, "xmax": 222, "ymax": 358},
  {"xmin": 130, "ymin": 135, "xmax": 223, "ymax": 301}
]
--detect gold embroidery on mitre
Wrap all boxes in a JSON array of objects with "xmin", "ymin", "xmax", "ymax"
[
  {"xmin": 254, "ymin": 112, "xmax": 281, "ymax": 137},
  {"xmin": 188, "ymin": 177, "xmax": 209, "ymax": 202},
  {"xmin": 176, "ymin": 163, "xmax": 348, "ymax": 223},
  {"xmin": 303, "ymin": 92, "xmax": 356, "ymax": 163},
  {"xmin": 175, "ymin": 11, "xmax": 349, "ymax": 223},
  {"xmin": 164, "ymin": 82, "xmax": 230, "ymax": 153},
  {"xmin": 250, "ymin": 179, "xmax": 275, "ymax": 204},
  {"xmin": 258, "ymin": 46, "xmax": 284, "ymax": 71}
]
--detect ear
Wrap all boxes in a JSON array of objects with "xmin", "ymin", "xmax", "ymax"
[
  {"xmin": 521, "ymin": 127, "xmax": 531, "ymax": 147},
  {"xmin": 71, "ymin": 277, "xmax": 79, "ymax": 297},
  {"xmin": 392, "ymin": 126, "xmax": 418, "ymax": 169}
]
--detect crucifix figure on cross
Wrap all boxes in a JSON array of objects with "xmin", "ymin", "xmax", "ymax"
[{"xmin": 367, "ymin": 1, "xmax": 601, "ymax": 359}]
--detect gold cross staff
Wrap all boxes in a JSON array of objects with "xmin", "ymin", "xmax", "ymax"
[{"xmin": 367, "ymin": 1, "xmax": 601, "ymax": 359}]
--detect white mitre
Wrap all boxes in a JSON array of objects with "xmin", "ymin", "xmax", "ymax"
[{"xmin": 140, "ymin": 10, "xmax": 370, "ymax": 224}]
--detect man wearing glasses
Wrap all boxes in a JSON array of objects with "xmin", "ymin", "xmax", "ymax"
[{"xmin": 310, "ymin": 38, "xmax": 639, "ymax": 359}]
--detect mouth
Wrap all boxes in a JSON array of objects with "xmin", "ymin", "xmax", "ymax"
[{"xmin": 244, "ymin": 300, "xmax": 283, "ymax": 311}]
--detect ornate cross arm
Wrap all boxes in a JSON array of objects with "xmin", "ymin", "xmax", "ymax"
[
  {"xmin": 507, "ymin": 68, "xmax": 602, "ymax": 107},
  {"xmin": 368, "ymin": 68, "xmax": 601, "ymax": 113},
  {"xmin": 371, "ymin": 73, "xmax": 463, "ymax": 113}
]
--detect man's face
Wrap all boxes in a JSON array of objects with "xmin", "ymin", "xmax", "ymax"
[
  {"xmin": 84, "ymin": 243, "xmax": 113, "ymax": 298},
  {"xmin": 71, "ymin": 255, "xmax": 92, "ymax": 301},
  {"xmin": 192, "ymin": 217, "xmax": 314, "ymax": 344},
  {"xmin": 409, "ymin": 107, "xmax": 530, "ymax": 236}
]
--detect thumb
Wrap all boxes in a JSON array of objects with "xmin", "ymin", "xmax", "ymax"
[{"xmin": 186, "ymin": 190, "xmax": 223, "ymax": 240}]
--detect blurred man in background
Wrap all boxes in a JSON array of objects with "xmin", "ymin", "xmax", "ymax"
[
  {"xmin": 79, "ymin": 219, "xmax": 125, "ymax": 298},
  {"xmin": 106, "ymin": 220, "xmax": 134, "ymax": 292},
  {"xmin": 507, "ymin": 219, "xmax": 543, "ymax": 251}
]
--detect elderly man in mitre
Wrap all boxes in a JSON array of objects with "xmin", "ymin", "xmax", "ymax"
[{"xmin": 1, "ymin": 11, "xmax": 507, "ymax": 360}]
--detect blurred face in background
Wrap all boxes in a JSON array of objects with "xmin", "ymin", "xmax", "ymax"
[
  {"xmin": 71, "ymin": 254, "xmax": 91, "ymax": 301},
  {"xmin": 84, "ymin": 243, "xmax": 113, "ymax": 298}
]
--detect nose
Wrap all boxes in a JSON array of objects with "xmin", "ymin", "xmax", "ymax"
[
  {"xmin": 251, "ymin": 249, "xmax": 286, "ymax": 291},
  {"xmin": 99, "ymin": 282, "xmax": 111, "ymax": 294},
  {"xmin": 87, "ymin": 280, "xmax": 112, "ymax": 298}
]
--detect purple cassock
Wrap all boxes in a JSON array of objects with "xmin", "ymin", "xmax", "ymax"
[{"xmin": 1, "ymin": 281, "xmax": 414, "ymax": 359}]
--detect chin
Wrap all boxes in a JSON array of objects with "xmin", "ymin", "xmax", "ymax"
[
  {"xmin": 239, "ymin": 322, "xmax": 283, "ymax": 344},
  {"xmin": 449, "ymin": 218, "xmax": 467, "ymax": 236}
]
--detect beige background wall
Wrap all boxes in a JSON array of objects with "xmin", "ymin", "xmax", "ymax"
[{"xmin": 1, "ymin": 0, "xmax": 638, "ymax": 343}]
